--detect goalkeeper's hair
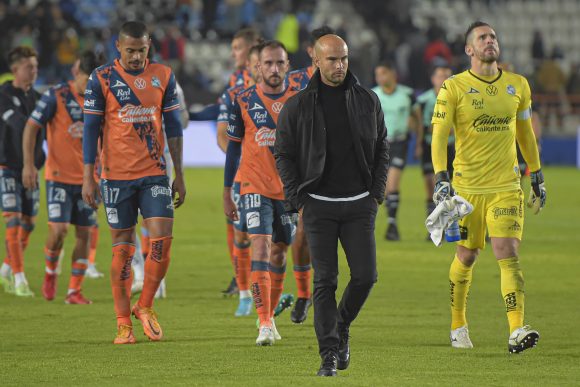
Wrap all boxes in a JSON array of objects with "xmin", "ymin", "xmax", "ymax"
[
  {"xmin": 464, "ymin": 21, "xmax": 492, "ymax": 45},
  {"xmin": 119, "ymin": 21, "xmax": 149, "ymax": 39},
  {"xmin": 78, "ymin": 50, "xmax": 105, "ymax": 76}
]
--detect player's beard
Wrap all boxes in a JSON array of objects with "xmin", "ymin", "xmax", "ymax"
[
  {"xmin": 264, "ymin": 74, "xmax": 282, "ymax": 89},
  {"xmin": 477, "ymin": 46, "xmax": 499, "ymax": 63}
]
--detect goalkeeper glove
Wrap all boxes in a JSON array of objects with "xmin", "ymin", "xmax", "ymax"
[
  {"xmin": 433, "ymin": 171, "xmax": 454, "ymax": 206},
  {"xmin": 527, "ymin": 169, "xmax": 546, "ymax": 214}
]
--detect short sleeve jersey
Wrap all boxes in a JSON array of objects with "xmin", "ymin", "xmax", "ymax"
[
  {"xmin": 217, "ymin": 83, "xmax": 246, "ymax": 124},
  {"xmin": 227, "ymin": 85, "xmax": 299, "ymax": 200},
  {"xmin": 372, "ymin": 84, "xmax": 415, "ymax": 140},
  {"xmin": 29, "ymin": 81, "xmax": 85, "ymax": 184},
  {"xmin": 431, "ymin": 69, "xmax": 532, "ymax": 194},
  {"xmin": 84, "ymin": 59, "xmax": 180, "ymax": 180}
]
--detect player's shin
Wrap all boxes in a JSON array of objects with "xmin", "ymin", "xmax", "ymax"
[
  {"xmin": 234, "ymin": 240, "xmax": 251, "ymax": 297},
  {"xmin": 111, "ymin": 243, "xmax": 136, "ymax": 326},
  {"xmin": 251, "ymin": 261, "xmax": 271, "ymax": 326},
  {"xmin": 498, "ymin": 257, "xmax": 525, "ymax": 333},
  {"xmin": 449, "ymin": 255, "xmax": 474, "ymax": 330},
  {"xmin": 138, "ymin": 236, "xmax": 172, "ymax": 308},
  {"xmin": 269, "ymin": 264, "xmax": 286, "ymax": 318}
]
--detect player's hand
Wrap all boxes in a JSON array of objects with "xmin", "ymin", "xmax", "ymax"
[
  {"xmin": 433, "ymin": 171, "xmax": 454, "ymax": 205},
  {"xmin": 22, "ymin": 164, "xmax": 38, "ymax": 190},
  {"xmin": 223, "ymin": 187, "xmax": 238, "ymax": 221},
  {"xmin": 527, "ymin": 169, "xmax": 546, "ymax": 214},
  {"xmin": 172, "ymin": 174, "xmax": 186, "ymax": 209},
  {"xmin": 82, "ymin": 175, "xmax": 99, "ymax": 210}
]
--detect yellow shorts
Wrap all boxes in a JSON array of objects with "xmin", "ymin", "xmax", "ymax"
[{"xmin": 456, "ymin": 189, "xmax": 524, "ymax": 250}]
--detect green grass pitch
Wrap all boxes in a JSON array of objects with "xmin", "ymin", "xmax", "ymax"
[{"xmin": 1, "ymin": 166, "xmax": 579, "ymax": 386}]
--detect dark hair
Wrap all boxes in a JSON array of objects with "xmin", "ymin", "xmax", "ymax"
[
  {"xmin": 233, "ymin": 28, "xmax": 261, "ymax": 45},
  {"xmin": 78, "ymin": 50, "xmax": 105, "ymax": 75},
  {"xmin": 376, "ymin": 59, "xmax": 397, "ymax": 71},
  {"xmin": 119, "ymin": 21, "xmax": 149, "ymax": 39},
  {"xmin": 7, "ymin": 46, "xmax": 37, "ymax": 67},
  {"xmin": 309, "ymin": 26, "xmax": 335, "ymax": 46},
  {"xmin": 464, "ymin": 21, "xmax": 491, "ymax": 45},
  {"xmin": 248, "ymin": 43, "xmax": 263, "ymax": 58},
  {"xmin": 258, "ymin": 40, "xmax": 288, "ymax": 57},
  {"xmin": 429, "ymin": 63, "xmax": 452, "ymax": 76}
]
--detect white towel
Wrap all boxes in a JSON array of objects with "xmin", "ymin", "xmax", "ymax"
[{"xmin": 425, "ymin": 195, "xmax": 474, "ymax": 247}]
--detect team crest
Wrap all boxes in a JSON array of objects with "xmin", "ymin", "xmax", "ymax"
[
  {"xmin": 134, "ymin": 78, "xmax": 146, "ymax": 90},
  {"xmin": 506, "ymin": 84, "xmax": 515, "ymax": 95},
  {"xmin": 151, "ymin": 76, "xmax": 161, "ymax": 88}
]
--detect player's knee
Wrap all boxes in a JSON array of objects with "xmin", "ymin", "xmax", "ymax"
[
  {"xmin": 50, "ymin": 223, "xmax": 68, "ymax": 242},
  {"xmin": 457, "ymin": 246, "xmax": 479, "ymax": 266},
  {"xmin": 313, "ymin": 274, "xmax": 338, "ymax": 290},
  {"xmin": 74, "ymin": 226, "xmax": 91, "ymax": 243},
  {"xmin": 234, "ymin": 231, "xmax": 250, "ymax": 246},
  {"xmin": 351, "ymin": 269, "xmax": 377, "ymax": 290}
]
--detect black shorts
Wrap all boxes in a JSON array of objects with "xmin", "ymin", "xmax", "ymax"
[
  {"xmin": 421, "ymin": 140, "xmax": 455, "ymax": 176},
  {"xmin": 388, "ymin": 138, "xmax": 409, "ymax": 170}
]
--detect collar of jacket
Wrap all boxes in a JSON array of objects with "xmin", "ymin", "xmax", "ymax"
[{"xmin": 305, "ymin": 68, "xmax": 358, "ymax": 93}]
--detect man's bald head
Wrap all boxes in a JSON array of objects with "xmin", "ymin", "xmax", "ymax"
[{"xmin": 314, "ymin": 35, "xmax": 349, "ymax": 86}]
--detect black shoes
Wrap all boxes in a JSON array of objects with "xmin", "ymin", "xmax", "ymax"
[
  {"xmin": 385, "ymin": 223, "xmax": 400, "ymax": 241},
  {"xmin": 290, "ymin": 297, "xmax": 312, "ymax": 324},
  {"xmin": 221, "ymin": 277, "xmax": 238, "ymax": 297},
  {"xmin": 337, "ymin": 325, "xmax": 350, "ymax": 370},
  {"xmin": 317, "ymin": 353, "xmax": 338, "ymax": 377}
]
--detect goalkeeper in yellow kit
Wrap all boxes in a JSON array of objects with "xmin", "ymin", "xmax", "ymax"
[{"xmin": 431, "ymin": 21, "xmax": 546, "ymax": 354}]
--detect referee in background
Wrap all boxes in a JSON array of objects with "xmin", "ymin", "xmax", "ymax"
[{"xmin": 275, "ymin": 34, "xmax": 389, "ymax": 376}]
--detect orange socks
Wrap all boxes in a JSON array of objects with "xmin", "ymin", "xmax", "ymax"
[
  {"xmin": 251, "ymin": 261, "xmax": 271, "ymax": 326},
  {"xmin": 44, "ymin": 246, "xmax": 61, "ymax": 274},
  {"xmin": 88, "ymin": 224, "xmax": 99, "ymax": 265},
  {"xmin": 5, "ymin": 223, "xmax": 23, "ymax": 273},
  {"xmin": 68, "ymin": 257, "xmax": 88, "ymax": 292},
  {"xmin": 111, "ymin": 243, "xmax": 135, "ymax": 326},
  {"xmin": 234, "ymin": 241, "xmax": 251, "ymax": 293},
  {"xmin": 138, "ymin": 236, "xmax": 172, "ymax": 308},
  {"xmin": 226, "ymin": 222, "xmax": 235, "ymax": 269},
  {"xmin": 293, "ymin": 264, "xmax": 311, "ymax": 299},
  {"xmin": 269, "ymin": 265, "xmax": 286, "ymax": 318}
]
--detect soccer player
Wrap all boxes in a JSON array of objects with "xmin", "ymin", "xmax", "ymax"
[
  {"xmin": 285, "ymin": 25, "xmax": 334, "ymax": 324},
  {"xmin": 431, "ymin": 21, "xmax": 545, "ymax": 354},
  {"xmin": 219, "ymin": 28, "xmax": 262, "ymax": 297},
  {"xmin": 219, "ymin": 44, "xmax": 260, "ymax": 316},
  {"xmin": 82, "ymin": 21, "xmax": 185, "ymax": 344},
  {"xmin": 21, "ymin": 50, "xmax": 103, "ymax": 304},
  {"xmin": 224, "ymin": 40, "xmax": 298, "ymax": 345},
  {"xmin": 372, "ymin": 60, "xmax": 420, "ymax": 241},
  {"xmin": 0, "ymin": 46, "xmax": 43, "ymax": 297},
  {"xmin": 414, "ymin": 65, "xmax": 455, "ymax": 228}
]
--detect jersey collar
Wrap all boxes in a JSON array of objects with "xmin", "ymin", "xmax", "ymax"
[{"xmin": 468, "ymin": 69, "xmax": 503, "ymax": 84}]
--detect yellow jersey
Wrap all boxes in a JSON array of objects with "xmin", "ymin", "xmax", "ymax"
[{"xmin": 432, "ymin": 69, "xmax": 533, "ymax": 194}]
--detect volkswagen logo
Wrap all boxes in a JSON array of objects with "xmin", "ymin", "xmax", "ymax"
[
  {"xmin": 486, "ymin": 85, "xmax": 498, "ymax": 96},
  {"xmin": 271, "ymin": 102, "xmax": 284, "ymax": 113},
  {"xmin": 134, "ymin": 78, "xmax": 146, "ymax": 90}
]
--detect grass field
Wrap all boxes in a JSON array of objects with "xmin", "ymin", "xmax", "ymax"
[{"xmin": 1, "ymin": 166, "xmax": 579, "ymax": 386}]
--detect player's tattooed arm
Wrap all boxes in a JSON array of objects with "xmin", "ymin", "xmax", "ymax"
[{"xmin": 168, "ymin": 136, "xmax": 186, "ymax": 208}]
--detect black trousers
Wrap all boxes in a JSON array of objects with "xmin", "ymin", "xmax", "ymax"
[{"xmin": 302, "ymin": 195, "xmax": 378, "ymax": 358}]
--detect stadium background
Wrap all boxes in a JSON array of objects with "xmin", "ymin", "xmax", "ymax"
[{"xmin": 1, "ymin": 0, "xmax": 580, "ymax": 385}]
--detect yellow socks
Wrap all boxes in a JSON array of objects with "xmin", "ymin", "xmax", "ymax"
[
  {"xmin": 498, "ymin": 257, "xmax": 525, "ymax": 334},
  {"xmin": 449, "ymin": 255, "xmax": 474, "ymax": 330}
]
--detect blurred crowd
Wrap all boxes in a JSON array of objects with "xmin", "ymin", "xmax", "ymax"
[{"xmin": 1, "ymin": 0, "xmax": 579, "ymax": 131}]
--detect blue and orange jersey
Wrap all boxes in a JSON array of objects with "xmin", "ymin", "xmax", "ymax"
[
  {"xmin": 227, "ymin": 84, "xmax": 299, "ymax": 200},
  {"xmin": 228, "ymin": 68, "xmax": 253, "ymax": 89},
  {"xmin": 84, "ymin": 59, "xmax": 180, "ymax": 180},
  {"xmin": 217, "ymin": 83, "xmax": 247, "ymax": 124},
  {"xmin": 287, "ymin": 66, "xmax": 315, "ymax": 91},
  {"xmin": 28, "ymin": 81, "xmax": 84, "ymax": 185}
]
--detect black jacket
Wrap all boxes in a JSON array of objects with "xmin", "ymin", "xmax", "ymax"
[
  {"xmin": 275, "ymin": 69, "xmax": 389, "ymax": 211},
  {"xmin": 0, "ymin": 81, "xmax": 45, "ymax": 170}
]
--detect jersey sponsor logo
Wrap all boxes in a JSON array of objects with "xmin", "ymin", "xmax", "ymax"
[
  {"xmin": 84, "ymin": 99, "xmax": 96, "ymax": 108},
  {"xmin": 151, "ymin": 76, "xmax": 161, "ymax": 88},
  {"xmin": 117, "ymin": 104, "xmax": 158, "ymax": 123},
  {"xmin": 485, "ymin": 84, "xmax": 498, "ymax": 96},
  {"xmin": 31, "ymin": 110, "xmax": 42, "ymax": 120},
  {"xmin": 106, "ymin": 207, "xmax": 119, "ymax": 224},
  {"xmin": 249, "ymin": 102, "xmax": 265, "ymax": 111},
  {"xmin": 508, "ymin": 221, "xmax": 521, "ymax": 232},
  {"xmin": 1, "ymin": 193, "xmax": 16, "ymax": 208},
  {"xmin": 134, "ymin": 78, "xmax": 147, "ymax": 90},
  {"xmin": 151, "ymin": 185, "xmax": 171, "ymax": 197},
  {"xmin": 472, "ymin": 99, "xmax": 484, "ymax": 110},
  {"xmin": 48, "ymin": 203, "xmax": 61, "ymax": 219},
  {"xmin": 252, "ymin": 111, "xmax": 268, "ymax": 125},
  {"xmin": 492, "ymin": 206, "xmax": 517, "ymax": 219},
  {"xmin": 506, "ymin": 84, "xmax": 515, "ymax": 95},
  {"xmin": 68, "ymin": 121, "xmax": 84, "ymax": 139},
  {"xmin": 85, "ymin": 89, "xmax": 92, "ymax": 95},
  {"xmin": 433, "ymin": 111, "xmax": 446, "ymax": 119},
  {"xmin": 436, "ymin": 99, "xmax": 447, "ymax": 106},
  {"xmin": 112, "ymin": 80, "xmax": 127, "ymax": 88},
  {"xmin": 473, "ymin": 114, "xmax": 511, "ymax": 132},
  {"xmin": 466, "ymin": 87, "xmax": 480, "ymax": 94},
  {"xmin": 116, "ymin": 88, "xmax": 132, "ymax": 101},
  {"xmin": 255, "ymin": 127, "xmax": 276, "ymax": 147},
  {"xmin": 246, "ymin": 211, "xmax": 260, "ymax": 228},
  {"xmin": 271, "ymin": 102, "xmax": 284, "ymax": 113}
]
